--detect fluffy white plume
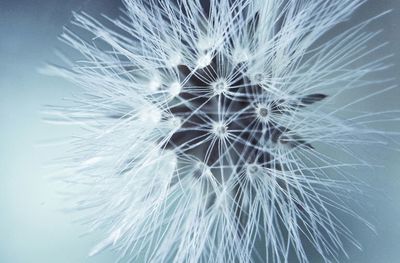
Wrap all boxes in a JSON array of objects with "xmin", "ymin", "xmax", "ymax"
[{"xmin": 45, "ymin": 0, "xmax": 397, "ymax": 262}]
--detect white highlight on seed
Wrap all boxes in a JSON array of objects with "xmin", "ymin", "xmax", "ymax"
[
  {"xmin": 164, "ymin": 150, "xmax": 178, "ymax": 169},
  {"xmin": 81, "ymin": 156, "xmax": 103, "ymax": 166},
  {"xmin": 169, "ymin": 82, "xmax": 181, "ymax": 97},
  {"xmin": 168, "ymin": 116, "xmax": 181, "ymax": 130},
  {"xmin": 196, "ymin": 52, "xmax": 213, "ymax": 68},
  {"xmin": 168, "ymin": 52, "xmax": 182, "ymax": 67},
  {"xmin": 232, "ymin": 47, "xmax": 250, "ymax": 63},
  {"xmin": 138, "ymin": 105, "xmax": 162, "ymax": 124},
  {"xmin": 148, "ymin": 77, "xmax": 162, "ymax": 92},
  {"xmin": 197, "ymin": 37, "xmax": 215, "ymax": 51}
]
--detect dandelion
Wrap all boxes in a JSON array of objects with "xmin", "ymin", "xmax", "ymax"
[{"xmin": 45, "ymin": 0, "xmax": 395, "ymax": 262}]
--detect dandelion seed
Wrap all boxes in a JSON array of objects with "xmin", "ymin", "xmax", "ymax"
[{"xmin": 46, "ymin": 0, "xmax": 396, "ymax": 262}]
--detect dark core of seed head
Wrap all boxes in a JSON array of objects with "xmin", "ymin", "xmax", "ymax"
[{"xmin": 162, "ymin": 53, "xmax": 326, "ymax": 170}]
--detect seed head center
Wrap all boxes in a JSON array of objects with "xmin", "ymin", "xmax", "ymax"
[
  {"xmin": 246, "ymin": 164, "xmax": 262, "ymax": 177},
  {"xmin": 259, "ymin": 107, "xmax": 268, "ymax": 117},
  {"xmin": 212, "ymin": 122, "xmax": 228, "ymax": 138},
  {"xmin": 256, "ymin": 105, "xmax": 270, "ymax": 121},
  {"xmin": 212, "ymin": 79, "xmax": 228, "ymax": 95}
]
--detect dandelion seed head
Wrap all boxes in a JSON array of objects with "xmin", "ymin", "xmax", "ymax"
[{"xmin": 48, "ymin": 0, "xmax": 395, "ymax": 262}]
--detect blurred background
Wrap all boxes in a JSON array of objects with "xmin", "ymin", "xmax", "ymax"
[{"xmin": 0, "ymin": 0, "xmax": 399, "ymax": 262}]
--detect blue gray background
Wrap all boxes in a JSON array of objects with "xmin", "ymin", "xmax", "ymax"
[{"xmin": 0, "ymin": 0, "xmax": 399, "ymax": 262}]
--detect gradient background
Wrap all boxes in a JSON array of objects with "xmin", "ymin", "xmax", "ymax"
[{"xmin": 0, "ymin": 0, "xmax": 399, "ymax": 262}]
